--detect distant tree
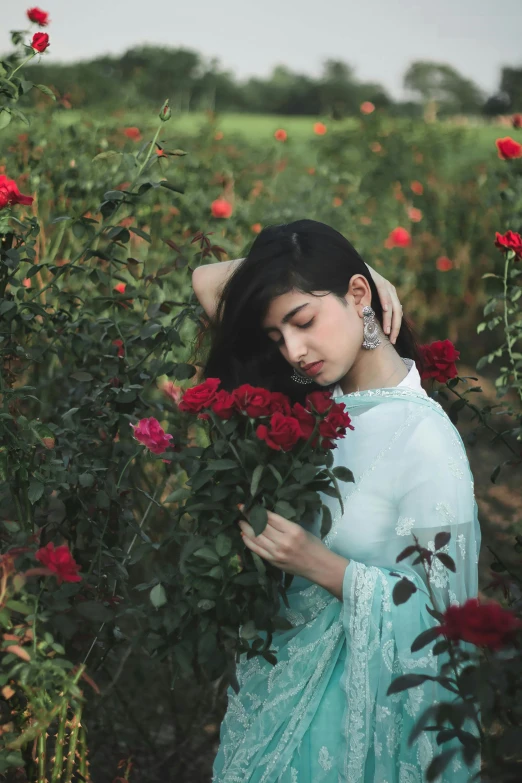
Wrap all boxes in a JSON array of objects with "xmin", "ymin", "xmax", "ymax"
[
  {"xmin": 500, "ymin": 67, "xmax": 522, "ymax": 111},
  {"xmin": 403, "ymin": 61, "xmax": 485, "ymax": 116}
]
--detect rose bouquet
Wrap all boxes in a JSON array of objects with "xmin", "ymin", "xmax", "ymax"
[{"xmin": 170, "ymin": 378, "xmax": 354, "ymax": 679}]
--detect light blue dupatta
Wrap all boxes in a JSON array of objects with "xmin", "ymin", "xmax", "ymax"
[{"xmin": 212, "ymin": 386, "xmax": 482, "ymax": 783}]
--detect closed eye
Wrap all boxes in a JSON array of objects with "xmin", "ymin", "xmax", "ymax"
[{"xmin": 274, "ymin": 319, "xmax": 314, "ymax": 347}]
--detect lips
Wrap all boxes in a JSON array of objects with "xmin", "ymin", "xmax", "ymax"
[{"xmin": 303, "ymin": 361, "xmax": 324, "ymax": 377}]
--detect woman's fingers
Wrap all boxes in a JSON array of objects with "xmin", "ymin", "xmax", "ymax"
[{"xmin": 388, "ymin": 288, "xmax": 403, "ymax": 344}]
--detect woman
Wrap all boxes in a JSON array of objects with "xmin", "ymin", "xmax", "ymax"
[{"xmin": 192, "ymin": 220, "xmax": 481, "ymax": 782}]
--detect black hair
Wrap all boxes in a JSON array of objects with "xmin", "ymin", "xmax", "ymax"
[{"xmin": 198, "ymin": 219, "xmax": 423, "ymax": 404}]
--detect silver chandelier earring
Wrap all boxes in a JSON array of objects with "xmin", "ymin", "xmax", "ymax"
[
  {"xmin": 361, "ymin": 305, "xmax": 381, "ymax": 350},
  {"xmin": 291, "ymin": 369, "xmax": 314, "ymax": 385}
]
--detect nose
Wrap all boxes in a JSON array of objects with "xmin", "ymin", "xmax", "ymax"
[{"xmin": 283, "ymin": 331, "xmax": 308, "ymax": 366}]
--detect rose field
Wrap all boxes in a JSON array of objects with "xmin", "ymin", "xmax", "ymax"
[{"xmin": 1, "ymin": 10, "xmax": 522, "ymax": 783}]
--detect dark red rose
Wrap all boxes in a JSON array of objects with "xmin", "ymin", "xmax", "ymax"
[
  {"xmin": 496, "ymin": 136, "xmax": 522, "ymax": 160},
  {"xmin": 232, "ymin": 384, "xmax": 274, "ymax": 417},
  {"xmin": 256, "ymin": 413, "xmax": 302, "ymax": 451},
  {"xmin": 35, "ymin": 542, "xmax": 82, "ymax": 584},
  {"xmin": 27, "ymin": 7, "xmax": 50, "ymax": 26},
  {"xmin": 292, "ymin": 402, "xmax": 316, "ymax": 440},
  {"xmin": 495, "ymin": 230, "xmax": 522, "ymax": 259},
  {"xmin": 31, "ymin": 32, "xmax": 50, "ymax": 52},
  {"xmin": 437, "ymin": 597, "xmax": 522, "ymax": 651},
  {"xmin": 419, "ymin": 340, "xmax": 460, "ymax": 383},
  {"xmin": 210, "ymin": 389, "xmax": 236, "ymax": 419},
  {"xmin": 319, "ymin": 404, "xmax": 355, "ymax": 443},
  {"xmin": 178, "ymin": 378, "xmax": 220, "ymax": 414},
  {"xmin": 267, "ymin": 391, "xmax": 292, "ymax": 416},
  {"xmin": 304, "ymin": 390, "xmax": 334, "ymax": 415}
]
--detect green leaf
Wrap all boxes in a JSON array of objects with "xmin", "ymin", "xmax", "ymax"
[
  {"xmin": 103, "ymin": 190, "xmax": 125, "ymax": 201},
  {"xmin": 320, "ymin": 504, "xmax": 332, "ymax": 539},
  {"xmin": 240, "ymin": 620, "xmax": 258, "ymax": 640},
  {"xmin": 160, "ymin": 181, "xmax": 185, "ymax": 194},
  {"xmin": 426, "ymin": 748, "xmax": 459, "ymax": 782},
  {"xmin": 129, "ymin": 226, "xmax": 151, "ymax": 242},
  {"xmin": 95, "ymin": 490, "xmax": 110, "ymax": 509},
  {"xmin": 79, "ymin": 473, "xmax": 94, "ymax": 488},
  {"xmin": 92, "ymin": 150, "xmax": 123, "ymax": 166},
  {"xmin": 209, "ymin": 459, "xmax": 237, "ymax": 470},
  {"xmin": 150, "ymin": 583, "xmax": 167, "ymax": 608},
  {"xmin": 216, "ymin": 534, "xmax": 232, "ymax": 557},
  {"xmin": 386, "ymin": 673, "xmax": 430, "ymax": 696},
  {"xmin": 70, "ymin": 371, "xmax": 93, "ymax": 382},
  {"xmin": 164, "ymin": 487, "xmax": 190, "ymax": 503},
  {"xmin": 250, "ymin": 464, "xmax": 264, "ymax": 497},
  {"xmin": 194, "ymin": 547, "xmax": 220, "ymax": 564},
  {"xmin": 6, "ymin": 600, "xmax": 31, "ymax": 615},
  {"xmin": 35, "ymin": 84, "xmax": 56, "ymax": 100},
  {"xmin": 0, "ymin": 109, "xmax": 12, "ymax": 130},
  {"xmin": 249, "ymin": 505, "xmax": 268, "ymax": 535},
  {"xmin": 332, "ymin": 466, "xmax": 354, "ymax": 483},
  {"xmin": 28, "ymin": 480, "xmax": 44, "ymax": 504},
  {"xmin": 410, "ymin": 626, "xmax": 441, "ymax": 653}
]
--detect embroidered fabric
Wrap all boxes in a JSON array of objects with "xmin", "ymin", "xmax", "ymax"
[{"xmin": 212, "ymin": 388, "xmax": 482, "ymax": 782}]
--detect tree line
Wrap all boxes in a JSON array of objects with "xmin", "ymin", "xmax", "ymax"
[{"xmin": 16, "ymin": 45, "xmax": 522, "ymax": 117}]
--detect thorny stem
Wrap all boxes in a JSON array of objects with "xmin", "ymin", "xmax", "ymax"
[
  {"xmin": 445, "ymin": 384, "xmax": 519, "ymax": 458},
  {"xmin": 503, "ymin": 253, "xmax": 522, "ymax": 407}
]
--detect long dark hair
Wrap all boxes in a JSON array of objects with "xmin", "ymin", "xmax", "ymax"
[{"xmin": 198, "ymin": 219, "xmax": 423, "ymax": 404}]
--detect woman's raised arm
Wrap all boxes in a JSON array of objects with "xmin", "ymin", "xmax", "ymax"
[{"xmin": 192, "ymin": 258, "xmax": 403, "ymax": 343}]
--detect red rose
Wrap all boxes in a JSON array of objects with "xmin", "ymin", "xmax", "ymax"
[
  {"xmin": 267, "ymin": 391, "xmax": 292, "ymax": 416},
  {"xmin": 0, "ymin": 174, "xmax": 34, "ymax": 209},
  {"xmin": 419, "ymin": 339, "xmax": 460, "ymax": 383},
  {"xmin": 112, "ymin": 338, "xmax": 125, "ymax": 357},
  {"xmin": 437, "ymin": 597, "xmax": 522, "ymax": 651},
  {"xmin": 495, "ymin": 230, "xmax": 522, "ymax": 259},
  {"xmin": 318, "ymin": 404, "xmax": 354, "ymax": 449},
  {"xmin": 123, "ymin": 127, "xmax": 142, "ymax": 141},
  {"xmin": 274, "ymin": 129, "xmax": 287, "ymax": 142},
  {"xmin": 31, "ymin": 32, "xmax": 49, "ymax": 52},
  {"xmin": 305, "ymin": 390, "xmax": 334, "ymax": 415},
  {"xmin": 178, "ymin": 377, "xmax": 221, "ymax": 414},
  {"xmin": 35, "ymin": 542, "xmax": 82, "ymax": 584},
  {"xmin": 436, "ymin": 256, "xmax": 453, "ymax": 272},
  {"xmin": 496, "ymin": 136, "xmax": 522, "ymax": 160},
  {"xmin": 384, "ymin": 227, "xmax": 412, "ymax": 249},
  {"xmin": 513, "ymin": 114, "xmax": 522, "ymax": 129},
  {"xmin": 130, "ymin": 417, "xmax": 173, "ymax": 454},
  {"xmin": 211, "ymin": 389, "xmax": 237, "ymax": 419},
  {"xmin": 232, "ymin": 384, "xmax": 274, "ymax": 417},
  {"xmin": 211, "ymin": 198, "xmax": 233, "ymax": 218},
  {"xmin": 27, "ymin": 7, "xmax": 49, "ymax": 26},
  {"xmin": 256, "ymin": 413, "xmax": 302, "ymax": 451},
  {"xmin": 292, "ymin": 402, "xmax": 316, "ymax": 440}
]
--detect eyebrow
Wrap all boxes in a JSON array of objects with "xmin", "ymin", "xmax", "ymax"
[{"xmin": 263, "ymin": 303, "xmax": 310, "ymax": 334}]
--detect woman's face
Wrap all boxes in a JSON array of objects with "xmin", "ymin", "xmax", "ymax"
[{"xmin": 261, "ymin": 275, "xmax": 372, "ymax": 386}]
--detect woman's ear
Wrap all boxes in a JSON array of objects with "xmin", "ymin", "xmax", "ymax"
[{"xmin": 345, "ymin": 274, "xmax": 372, "ymax": 308}]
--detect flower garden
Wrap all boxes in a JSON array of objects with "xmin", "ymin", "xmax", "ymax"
[{"xmin": 1, "ymin": 7, "xmax": 522, "ymax": 783}]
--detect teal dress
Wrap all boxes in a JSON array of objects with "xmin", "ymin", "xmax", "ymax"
[{"xmin": 212, "ymin": 382, "xmax": 482, "ymax": 782}]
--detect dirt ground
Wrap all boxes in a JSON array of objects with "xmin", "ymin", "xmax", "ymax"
[{"xmin": 446, "ymin": 366, "xmax": 522, "ymax": 597}]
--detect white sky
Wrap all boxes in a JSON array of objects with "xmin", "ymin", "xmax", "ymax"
[{"xmin": 2, "ymin": 0, "xmax": 521, "ymax": 100}]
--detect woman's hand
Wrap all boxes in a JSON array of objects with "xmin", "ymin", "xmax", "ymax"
[
  {"xmin": 365, "ymin": 263, "xmax": 403, "ymax": 344},
  {"xmin": 237, "ymin": 504, "xmax": 327, "ymax": 580}
]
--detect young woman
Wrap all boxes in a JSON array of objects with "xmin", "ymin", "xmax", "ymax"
[{"xmin": 192, "ymin": 219, "xmax": 481, "ymax": 783}]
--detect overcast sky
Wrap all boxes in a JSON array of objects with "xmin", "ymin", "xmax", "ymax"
[{"xmin": 2, "ymin": 0, "xmax": 521, "ymax": 100}]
